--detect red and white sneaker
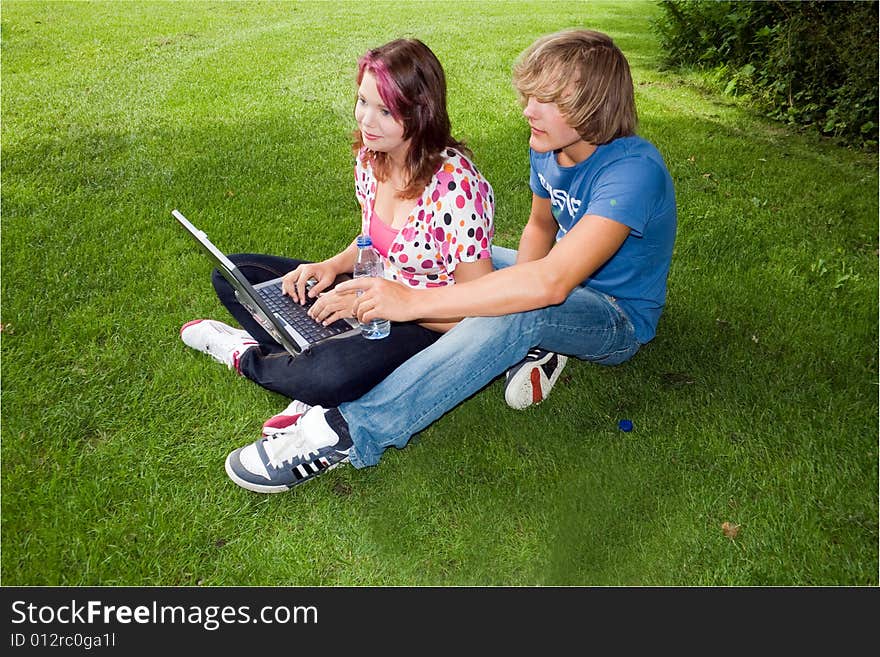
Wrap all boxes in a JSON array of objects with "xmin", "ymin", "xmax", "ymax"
[
  {"xmin": 180, "ymin": 319, "xmax": 258, "ymax": 373},
  {"xmin": 261, "ymin": 399, "xmax": 313, "ymax": 438},
  {"xmin": 503, "ymin": 348, "xmax": 568, "ymax": 410}
]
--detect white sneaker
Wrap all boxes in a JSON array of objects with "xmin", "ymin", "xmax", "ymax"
[
  {"xmin": 180, "ymin": 319, "xmax": 258, "ymax": 372},
  {"xmin": 504, "ymin": 348, "xmax": 568, "ymax": 410}
]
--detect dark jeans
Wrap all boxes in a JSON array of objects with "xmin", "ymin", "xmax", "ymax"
[{"xmin": 212, "ymin": 253, "xmax": 441, "ymax": 407}]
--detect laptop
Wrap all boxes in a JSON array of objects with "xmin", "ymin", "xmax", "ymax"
[{"xmin": 172, "ymin": 209, "xmax": 360, "ymax": 355}]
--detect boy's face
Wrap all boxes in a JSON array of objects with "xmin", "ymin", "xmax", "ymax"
[{"xmin": 522, "ymin": 96, "xmax": 583, "ymax": 154}]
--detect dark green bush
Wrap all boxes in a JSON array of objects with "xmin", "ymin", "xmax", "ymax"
[{"xmin": 653, "ymin": 0, "xmax": 878, "ymax": 148}]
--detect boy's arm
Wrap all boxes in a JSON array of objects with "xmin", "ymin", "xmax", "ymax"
[
  {"xmin": 515, "ymin": 195, "xmax": 558, "ymax": 264},
  {"xmin": 338, "ymin": 203, "xmax": 630, "ymax": 324},
  {"xmin": 417, "ymin": 257, "xmax": 495, "ymax": 332}
]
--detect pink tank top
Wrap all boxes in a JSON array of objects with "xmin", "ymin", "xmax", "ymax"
[{"xmin": 368, "ymin": 215, "xmax": 400, "ymax": 258}]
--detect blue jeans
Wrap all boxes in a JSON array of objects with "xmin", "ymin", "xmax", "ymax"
[
  {"xmin": 339, "ymin": 246, "xmax": 641, "ymax": 467},
  {"xmin": 212, "ymin": 254, "xmax": 440, "ymax": 407}
]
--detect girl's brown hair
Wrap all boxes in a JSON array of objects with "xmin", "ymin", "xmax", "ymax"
[
  {"xmin": 353, "ymin": 39, "xmax": 470, "ymax": 199},
  {"xmin": 513, "ymin": 29, "xmax": 637, "ymax": 144}
]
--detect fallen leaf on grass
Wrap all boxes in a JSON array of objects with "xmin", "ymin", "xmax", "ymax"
[
  {"xmin": 660, "ymin": 372, "xmax": 695, "ymax": 388},
  {"xmin": 722, "ymin": 521, "xmax": 740, "ymax": 539}
]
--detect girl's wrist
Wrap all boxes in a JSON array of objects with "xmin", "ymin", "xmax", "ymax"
[{"xmin": 326, "ymin": 254, "xmax": 349, "ymax": 275}]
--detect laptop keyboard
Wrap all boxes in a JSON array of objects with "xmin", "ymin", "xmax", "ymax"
[{"xmin": 257, "ymin": 282, "xmax": 354, "ymax": 342}]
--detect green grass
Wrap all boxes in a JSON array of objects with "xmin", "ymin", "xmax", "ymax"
[{"xmin": 1, "ymin": 0, "xmax": 876, "ymax": 586}]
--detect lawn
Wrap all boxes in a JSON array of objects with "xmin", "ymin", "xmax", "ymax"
[{"xmin": 1, "ymin": 0, "xmax": 877, "ymax": 586}]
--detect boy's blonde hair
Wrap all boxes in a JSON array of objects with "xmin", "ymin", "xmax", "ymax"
[{"xmin": 513, "ymin": 29, "xmax": 637, "ymax": 144}]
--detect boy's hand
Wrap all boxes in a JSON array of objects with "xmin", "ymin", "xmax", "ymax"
[
  {"xmin": 334, "ymin": 278, "xmax": 419, "ymax": 323},
  {"xmin": 282, "ymin": 262, "xmax": 337, "ymax": 304}
]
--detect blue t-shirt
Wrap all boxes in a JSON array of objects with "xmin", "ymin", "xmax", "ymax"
[{"xmin": 530, "ymin": 135, "xmax": 676, "ymax": 343}]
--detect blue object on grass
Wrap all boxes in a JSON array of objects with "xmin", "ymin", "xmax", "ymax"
[{"xmin": 618, "ymin": 419, "xmax": 633, "ymax": 432}]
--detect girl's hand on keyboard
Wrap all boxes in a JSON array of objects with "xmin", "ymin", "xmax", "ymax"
[
  {"xmin": 308, "ymin": 289, "xmax": 358, "ymax": 326},
  {"xmin": 282, "ymin": 263, "xmax": 337, "ymax": 305}
]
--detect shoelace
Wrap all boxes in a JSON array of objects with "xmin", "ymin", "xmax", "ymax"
[
  {"xmin": 261, "ymin": 425, "xmax": 293, "ymax": 439},
  {"xmin": 274, "ymin": 400, "xmax": 311, "ymax": 418},
  {"xmin": 260, "ymin": 401, "xmax": 312, "ymax": 438},
  {"xmin": 264, "ymin": 426, "xmax": 318, "ymax": 469}
]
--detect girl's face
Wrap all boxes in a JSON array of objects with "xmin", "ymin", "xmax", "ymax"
[
  {"xmin": 355, "ymin": 71, "xmax": 408, "ymax": 161},
  {"xmin": 521, "ymin": 96, "xmax": 584, "ymax": 154}
]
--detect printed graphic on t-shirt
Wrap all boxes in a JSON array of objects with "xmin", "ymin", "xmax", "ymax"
[{"xmin": 537, "ymin": 172, "xmax": 582, "ymax": 221}]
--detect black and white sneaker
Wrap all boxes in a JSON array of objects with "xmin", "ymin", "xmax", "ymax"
[
  {"xmin": 504, "ymin": 348, "xmax": 568, "ymax": 410},
  {"xmin": 225, "ymin": 406, "xmax": 350, "ymax": 493}
]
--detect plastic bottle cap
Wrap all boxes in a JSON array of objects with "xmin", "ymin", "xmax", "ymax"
[{"xmin": 618, "ymin": 419, "xmax": 633, "ymax": 432}]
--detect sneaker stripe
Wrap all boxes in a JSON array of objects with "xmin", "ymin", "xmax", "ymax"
[
  {"xmin": 530, "ymin": 367, "xmax": 543, "ymax": 404},
  {"xmin": 540, "ymin": 353, "xmax": 558, "ymax": 378},
  {"xmin": 230, "ymin": 340, "xmax": 258, "ymax": 374}
]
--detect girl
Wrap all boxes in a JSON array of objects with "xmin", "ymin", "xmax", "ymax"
[{"xmin": 181, "ymin": 38, "xmax": 495, "ymax": 411}]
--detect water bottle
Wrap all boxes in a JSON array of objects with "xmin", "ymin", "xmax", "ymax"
[{"xmin": 353, "ymin": 235, "xmax": 391, "ymax": 340}]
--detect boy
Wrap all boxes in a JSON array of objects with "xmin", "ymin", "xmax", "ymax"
[{"xmin": 224, "ymin": 29, "xmax": 677, "ymax": 493}]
